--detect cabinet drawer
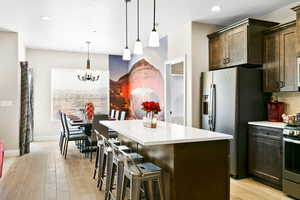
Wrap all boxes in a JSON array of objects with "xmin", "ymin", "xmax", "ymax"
[{"xmin": 249, "ymin": 125, "xmax": 282, "ymax": 139}]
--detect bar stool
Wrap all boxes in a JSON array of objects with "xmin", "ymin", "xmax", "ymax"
[
  {"xmin": 105, "ymin": 141, "xmax": 144, "ymax": 200},
  {"xmin": 93, "ymin": 131, "xmax": 131, "ymax": 191},
  {"xmin": 119, "ymin": 150, "xmax": 165, "ymax": 200}
]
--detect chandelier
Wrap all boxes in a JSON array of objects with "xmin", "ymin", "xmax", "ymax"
[{"xmin": 77, "ymin": 41, "xmax": 100, "ymax": 81}]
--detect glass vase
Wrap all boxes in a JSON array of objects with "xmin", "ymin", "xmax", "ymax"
[{"xmin": 143, "ymin": 112, "xmax": 158, "ymax": 128}]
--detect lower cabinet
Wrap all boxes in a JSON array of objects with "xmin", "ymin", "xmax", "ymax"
[{"xmin": 248, "ymin": 125, "xmax": 283, "ymax": 189}]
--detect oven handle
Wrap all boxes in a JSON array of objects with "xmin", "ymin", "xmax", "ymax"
[{"xmin": 284, "ymin": 138, "xmax": 300, "ymax": 145}]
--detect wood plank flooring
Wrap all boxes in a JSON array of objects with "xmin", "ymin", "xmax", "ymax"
[{"xmin": 0, "ymin": 141, "xmax": 293, "ymax": 200}]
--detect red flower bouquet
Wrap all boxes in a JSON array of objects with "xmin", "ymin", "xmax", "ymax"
[
  {"xmin": 141, "ymin": 101, "xmax": 161, "ymax": 128},
  {"xmin": 141, "ymin": 101, "xmax": 161, "ymax": 114}
]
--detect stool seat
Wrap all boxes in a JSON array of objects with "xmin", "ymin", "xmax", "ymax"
[
  {"xmin": 117, "ymin": 145, "xmax": 130, "ymax": 152},
  {"xmin": 128, "ymin": 153, "xmax": 144, "ymax": 163},
  {"xmin": 68, "ymin": 133, "xmax": 88, "ymax": 140},
  {"xmin": 137, "ymin": 162, "xmax": 161, "ymax": 173},
  {"xmin": 108, "ymin": 131, "xmax": 118, "ymax": 139}
]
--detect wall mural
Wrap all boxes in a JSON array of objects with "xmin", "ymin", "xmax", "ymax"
[
  {"xmin": 109, "ymin": 37, "xmax": 168, "ymax": 120},
  {"xmin": 109, "ymin": 55, "xmax": 130, "ymax": 115}
]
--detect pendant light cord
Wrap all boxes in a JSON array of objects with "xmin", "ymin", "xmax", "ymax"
[
  {"xmin": 125, "ymin": 0, "xmax": 128, "ymax": 48},
  {"xmin": 137, "ymin": 0, "xmax": 140, "ymax": 41},
  {"xmin": 87, "ymin": 42, "xmax": 90, "ymax": 60},
  {"xmin": 153, "ymin": 0, "xmax": 156, "ymax": 31}
]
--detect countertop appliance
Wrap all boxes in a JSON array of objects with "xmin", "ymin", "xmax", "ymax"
[
  {"xmin": 267, "ymin": 97, "xmax": 284, "ymax": 122},
  {"xmin": 201, "ymin": 67, "xmax": 266, "ymax": 179},
  {"xmin": 283, "ymin": 125, "xmax": 300, "ymax": 199}
]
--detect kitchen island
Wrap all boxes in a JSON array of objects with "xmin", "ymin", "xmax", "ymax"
[{"xmin": 100, "ymin": 120, "xmax": 233, "ymax": 200}]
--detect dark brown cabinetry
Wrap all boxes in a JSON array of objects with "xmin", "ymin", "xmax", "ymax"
[
  {"xmin": 248, "ymin": 125, "xmax": 283, "ymax": 189},
  {"xmin": 208, "ymin": 34, "xmax": 225, "ymax": 69},
  {"xmin": 263, "ymin": 22, "xmax": 297, "ymax": 92},
  {"xmin": 292, "ymin": 5, "xmax": 300, "ymax": 57},
  {"xmin": 208, "ymin": 18, "xmax": 278, "ymax": 70}
]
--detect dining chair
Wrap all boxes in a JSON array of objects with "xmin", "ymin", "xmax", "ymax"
[
  {"xmin": 110, "ymin": 109, "xmax": 116, "ymax": 119},
  {"xmin": 120, "ymin": 111, "xmax": 126, "ymax": 120},
  {"xmin": 58, "ymin": 110, "xmax": 83, "ymax": 154},
  {"xmin": 62, "ymin": 113, "xmax": 88, "ymax": 159},
  {"xmin": 0, "ymin": 142, "xmax": 4, "ymax": 178},
  {"xmin": 115, "ymin": 110, "xmax": 120, "ymax": 120}
]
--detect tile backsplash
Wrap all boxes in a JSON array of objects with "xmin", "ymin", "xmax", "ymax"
[{"xmin": 273, "ymin": 92, "xmax": 300, "ymax": 114}]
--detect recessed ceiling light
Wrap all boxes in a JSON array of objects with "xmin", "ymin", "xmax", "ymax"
[
  {"xmin": 211, "ymin": 5, "xmax": 221, "ymax": 12},
  {"xmin": 40, "ymin": 16, "xmax": 51, "ymax": 21}
]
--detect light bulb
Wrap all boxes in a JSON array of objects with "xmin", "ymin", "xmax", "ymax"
[
  {"xmin": 149, "ymin": 30, "xmax": 160, "ymax": 47},
  {"xmin": 122, "ymin": 47, "xmax": 131, "ymax": 61},
  {"xmin": 134, "ymin": 40, "xmax": 143, "ymax": 55}
]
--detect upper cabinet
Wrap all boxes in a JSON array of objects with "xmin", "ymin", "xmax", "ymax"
[
  {"xmin": 292, "ymin": 6, "xmax": 300, "ymax": 57},
  {"xmin": 263, "ymin": 22, "xmax": 297, "ymax": 92},
  {"xmin": 208, "ymin": 18, "xmax": 278, "ymax": 70}
]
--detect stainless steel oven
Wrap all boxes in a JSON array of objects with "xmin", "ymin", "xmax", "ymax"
[{"xmin": 283, "ymin": 127, "xmax": 300, "ymax": 199}]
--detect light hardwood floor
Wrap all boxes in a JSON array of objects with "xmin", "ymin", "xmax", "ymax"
[{"xmin": 0, "ymin": 141, "xmax": 293, "ymax": 200}]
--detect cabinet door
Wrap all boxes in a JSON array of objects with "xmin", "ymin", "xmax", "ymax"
[
  {"xmin": 263, "ymin": 33, "xmax": 280, "ymax": 92},
  {"xmin": 296, "ymin": 11, "xmax": 300, "ymax": 57},
  {"xmin": 279, "ymin": 26, "xmax": 297, "ymax": 91},
  {"xmin": 248, "ymin": 126, "xmax": 282, "ymax": 189},
  {"xmin": 226, "ymin": 25, "xmax": 247, "ymax": 66},
  {"xmin": 209, "ymin": 34, "xmax": 225, "ymax": 70}
]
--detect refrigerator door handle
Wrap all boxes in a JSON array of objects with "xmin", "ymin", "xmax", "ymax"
[
  {"xmin": 208, "ymin": 84, "xmax": 213, "ymax": 130},
  {"xmin": 212, "ymin": 84, "xmax": 216, "ymax": 131},
  {"xmin": 208, "ymin": 85, "xmax": 212, "ymax": 130}
]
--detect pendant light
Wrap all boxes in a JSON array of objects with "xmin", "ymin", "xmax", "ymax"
[
  {"xmin": 134, "ymin": 0, "xmax": 143, "ymax": 55},
  {"xmin": 149, "ymin": 0, "xmax": 160, "ymax": 47},
  {"xmin": 123, "ymin": 0, "xmax": 131, "ymax": 61},
  {"xmin": 78, "ymin": 41, "xmax": 100, "ymax": 81}
]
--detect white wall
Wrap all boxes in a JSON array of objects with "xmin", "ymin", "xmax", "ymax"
[
  {"xmin": 0, "ymin": 31, "xmax": 21, "ymax": 152},
  {"xmin": 257, "ymin": 1, "xmax": 299, "ymax": 24},
  {"xmin": 26, "ymin": 49, "xmax": 108, "ymax": 140},
  {"xmin": 190, "ymin": 22, "xmax": 220, "ymax": 128},
  {"xmin": 166, "ymin": 22, "xmax": 219, "ymax": 127}
]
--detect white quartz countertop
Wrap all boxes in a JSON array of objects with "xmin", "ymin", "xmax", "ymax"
[
  {"xmin": 100, "ymin": 120, "xmax": 233, "ymax": 146},
  {"xmin": 248, "ymin": 121, "xmax": 286, "ymax": 129}
]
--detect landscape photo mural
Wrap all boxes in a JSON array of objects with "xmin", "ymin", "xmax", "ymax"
[{"xmin": 109, "ymin": 36, "xmax": 168, "ymax": 120}]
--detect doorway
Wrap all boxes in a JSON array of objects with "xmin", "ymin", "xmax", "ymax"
[{"xmin": 165, "ymin": 57, "xmax": 186, "ymax": 125}]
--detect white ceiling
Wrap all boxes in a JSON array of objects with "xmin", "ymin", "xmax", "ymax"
[{"xmin": 0, "ymin": 0, "xmax": 298, "ymax": 54}]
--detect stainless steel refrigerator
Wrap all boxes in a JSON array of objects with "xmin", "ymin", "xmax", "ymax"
[{"xmin": 201, "ymin": 67, "xmax": 267, "ymax": 179}]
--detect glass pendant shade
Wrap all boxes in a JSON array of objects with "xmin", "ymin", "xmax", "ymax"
[
  {"xmin": 123, "ymin": 47, "xmax": 131, "ymax": 61},
  {"xmin": 134, "ymin": 40, "xmax": 143, "ymax": 55},
  {"xmin": 149, "ymin": 30, "xmax": 160, "ymax": 47}
]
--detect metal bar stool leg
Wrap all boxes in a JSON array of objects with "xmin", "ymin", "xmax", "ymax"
[
  {"xmin": 93, "ymin": 146, "xmax": 100, "ymax": 179},
  {"xmin": 116, "ymin": 162, "xmax": 125, "ymax": 200},
  {"xmin": 157, "ymin": 176, "xmax": 165, "ymax": 200},
  {"xmin": 98, "ymin": 147, "xmax": 106, "ymax": 190},
  {"xmin": 130, "ymin": 176, "xmax": 142, "ymax": 200},
  {"xmin": 105, "ymin": 150, "xmax": 113, "ymax": 200},
  {"xmin": 146, "ymin": 180, "xmax": 155, "ymax": 200}
]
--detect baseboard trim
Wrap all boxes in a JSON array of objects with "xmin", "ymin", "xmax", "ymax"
[
  {"xmin": 34, "ymin": 136, "xmax": 59, "ymax": 141},
  {"xmin": 4, "ymin": 149, "xmax": 20, "ymax": 157}
]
